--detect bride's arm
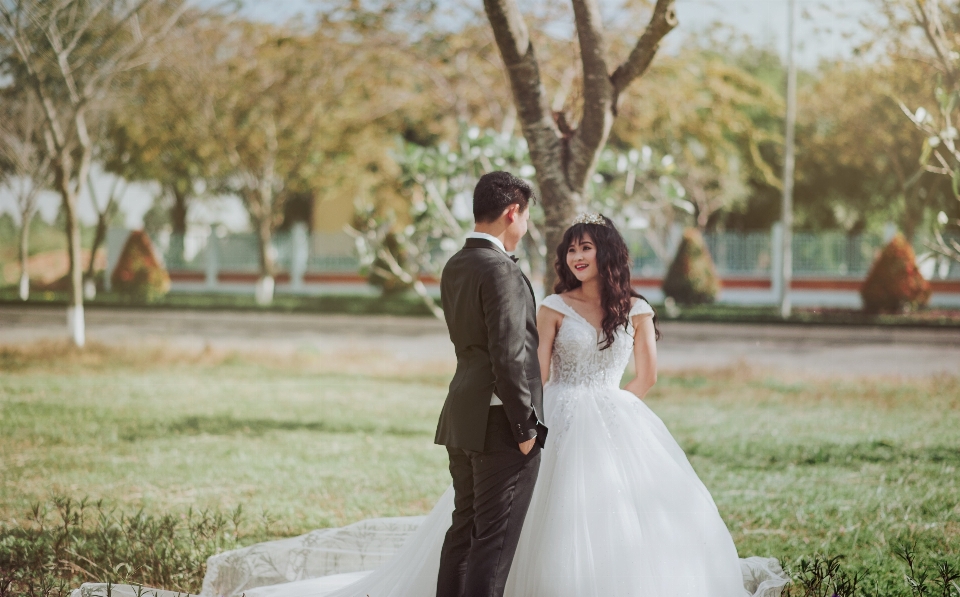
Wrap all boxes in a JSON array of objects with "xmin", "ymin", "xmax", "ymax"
[
  {"xmin": 536, "ymin": 306, "xmax": 562, "ymax": 384},
  {"xmin": 624, "ymin": 313, "xmax": 658, "ymax": 399}
]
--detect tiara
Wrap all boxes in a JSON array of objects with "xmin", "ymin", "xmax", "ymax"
[{"xmin": 572, "ymin": 212, "xmax": 607, "ymax": 227}]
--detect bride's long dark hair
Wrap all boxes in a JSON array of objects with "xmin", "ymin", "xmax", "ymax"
[{"xmin": 553, "ymin": 215, "xmax": 661, "ymax": 349}]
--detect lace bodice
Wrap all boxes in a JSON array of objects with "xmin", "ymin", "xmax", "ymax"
[{"xmin": 540, "ymin": 294, "xmax": 653, "ymax": 389}]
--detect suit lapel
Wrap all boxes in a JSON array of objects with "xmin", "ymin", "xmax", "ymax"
[{"xmin": 520, "ymin": 271, "xmax": 535, "ymax": 305}]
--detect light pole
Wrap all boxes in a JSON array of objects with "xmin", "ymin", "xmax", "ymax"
[{"xmin": 779, "ymin": 0, "xmax": 797, "ymax": 318}]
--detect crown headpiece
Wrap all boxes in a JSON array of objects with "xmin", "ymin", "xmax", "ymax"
[{"xmin": 572, "ymin": 212, "xmax": 608, "ymax": 227}]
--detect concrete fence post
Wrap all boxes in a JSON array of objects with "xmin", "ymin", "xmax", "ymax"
[
  {"xmin": 291, "ymin": 222, "xmax": 308, "ymax": 291},
  {"xmin": 206, "ymin": 232, "xmax": 219, "ymax": 289},
  {"xmin": 771, "ymin": 222, "xmax": 783, "ymax": 305}
]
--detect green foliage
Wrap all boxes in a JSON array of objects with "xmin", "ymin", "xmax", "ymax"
[
  {"xmin": 0, "ymin": 496, "xmax": 254, "ymax": 596},
  {"xmin": 860, "ymin": 234, "xmax": 931, "ymax": 314},
  {"xmin": 109, "ymin": 231, "xmax": 170, "ymax": 303},
  {"xmin": 349, "ymin": 125, "xmax": 533, "ymax": 313},
  {"xmin": 589, "ymin": 145, "xmax": 686, "ymax": 249},
  {"xmin": 614, "ymin": 44, "xmax": 784, "ymax": 231},
  {"xmin": 662, "ymin": 228, "xmax": 721, "ymax": 305}
]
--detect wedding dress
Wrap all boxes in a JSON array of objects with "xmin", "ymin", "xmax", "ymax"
[{"xmin": 73, "ymin": 296, "xmax": 789, "ymax": 597}]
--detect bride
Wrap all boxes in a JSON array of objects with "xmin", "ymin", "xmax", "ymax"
[{"xmin": 75, "ymin": 215, "xmax": 789, "ymax": 597}]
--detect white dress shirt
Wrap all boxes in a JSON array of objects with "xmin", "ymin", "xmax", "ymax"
[
  {"xmin": 466, "ymin": 231, "xmax": 508, "ymax": 406},
  {"xmin": 466, "ymin": 231, "xmax": 507, "ymax": 254}
]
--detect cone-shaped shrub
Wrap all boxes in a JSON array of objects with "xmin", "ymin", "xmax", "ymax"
[
  {"xmin": 662, "ymin": 228, "xmax": 721, "ymax": 305},
  {"xmin": 860, "ymin": 233, "xmax": 930, "ymax": 313},
  {"xmin": 111, "ymin": 230, "xmax": 170, "ymax": 302}
]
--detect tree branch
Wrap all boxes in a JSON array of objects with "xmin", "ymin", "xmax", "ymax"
[
  {"xmin": 609, "ymin": 0, "xmax": 678, "ymax": 95},
  {"xmin": 82, "ymin": 0, "xmax": 190, "ymax": 101},
  {"xmin": 482, "ymin": 0, "xmax": 561, "ymax": 153},
  {"xmin": 0, "ymin": 8, "xmax": 70, "ymax": 151},
  {"xmin": 914, "ymin": 0, "xmax": 958, "ymax": 86},
  {"xmin": 565, "ymin": 0, "xmax": 620, "ymax": 192}
]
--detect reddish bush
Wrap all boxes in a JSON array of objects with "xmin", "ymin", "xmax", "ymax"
[
  {"xmin": 662, "ymin": 228, "xmax": 721, "ymax": 305},
  {"xmin": 860, "ymin": 233, "xmax": 930, "ymax": 313},
  {"xmin": 110, "ymin": 230, "xmax": 170, "ymax": 302}
]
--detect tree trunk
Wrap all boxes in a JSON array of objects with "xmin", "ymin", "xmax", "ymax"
[
  {"xmin": 899, "ymin": 179, "xmax": 926, "ymax": 242},
  {"xmin": 170, "ymin": 184, "xmax": 189, "ymax": 268},
  {"xmin": 254, "ymin": 210, "xmax": 276, "ymax": 305},
  {"xmin": 57, "ymin": 164, "xmax": 85, "ymax": 347},
  {"xmin": 87, "ymin": 211, "xmax": 108, "ymax": 282},
  {"xmin": 541, "ymin": 183, "xmax": 577, "ymax": 293},
  {"xmin": 483, "ymin": 0, "xmax": 677, "ymax": 292},
  {"xmin": 18, "ymin": 209, "xmax": 31, "ymax": 301}
]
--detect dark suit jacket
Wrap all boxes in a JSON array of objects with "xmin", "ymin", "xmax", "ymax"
[{"xmin": 435, "ymin": 238, "xmax": 547, "ymax": 452}]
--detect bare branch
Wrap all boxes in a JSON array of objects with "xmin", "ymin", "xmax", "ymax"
[
  {"xmin": 609, "ymin": 0, "xmax": 678, "ymax": 95},
  {"xmin": 61, "ymin": 0, "xmax": 110, "ymax": 59},
  {"xmin": 482, "ymin": 0, "xmax": 559, "ymax": 145},
  {"xmin": 82, "ymin": 1, "xmax": 190, "ymax": 100},
  {"xmin": 565, "ymin": 0, "xmax": 619, "ymax": 192},
  {"xmin": 914, "ymin": 0, "xmax": 958, "ymax": 85}
]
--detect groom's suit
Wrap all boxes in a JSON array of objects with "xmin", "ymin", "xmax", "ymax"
[{"xmin": 435, "ymin": 237, "xmax": 547, "ymax": 597}]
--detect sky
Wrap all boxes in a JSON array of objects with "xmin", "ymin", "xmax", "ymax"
[{"xmin": 1, "ymin": 0, "xmax": 877, "ymax": 230}]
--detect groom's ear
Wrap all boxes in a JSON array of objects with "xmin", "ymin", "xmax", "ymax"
[{"xmin": 504, "ymin": 203, "xmax": 521, "ymax": 222}]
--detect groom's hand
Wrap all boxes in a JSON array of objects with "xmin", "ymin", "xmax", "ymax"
[{"xmin": 518, "ymin": 437, "xmax": 536, "ymax": 455}]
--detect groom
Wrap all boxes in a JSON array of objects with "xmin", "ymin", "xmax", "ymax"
[{"xmin": 435, "ymin": 171, "xmax": 547, "ymax": 597}]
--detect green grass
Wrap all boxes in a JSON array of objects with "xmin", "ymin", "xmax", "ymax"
[{"xmin": 1, "ymin": 344, "xmax": 959, "ymax": 595}]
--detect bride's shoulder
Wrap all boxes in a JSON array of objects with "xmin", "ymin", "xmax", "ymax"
[
  {"xmin": 539, "ymin": 294, "xmax": 568, "ymax": 315},
  {"xmin": 629, "ymin": 297, "xmax": 654, "ymax": 317},
  {"xmin": 540, "ymin": 293, "xmax": 562, "ymax": 307}
]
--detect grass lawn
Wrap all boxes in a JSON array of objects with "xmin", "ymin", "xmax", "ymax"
[{"xmin": 1, "ymin": 343, "xmax": 959, "ymax": 594}]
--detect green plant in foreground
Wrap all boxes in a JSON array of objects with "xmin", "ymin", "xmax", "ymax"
[
  {"xmin": 894, "ymin": 541, "xmax": 960, "ymax": 597},
  {"xmin": 782, "ymin": 548, "xmax": 960, "ymax": 597},
  {"xmin": 785, "ymin": 554, "xmax": 869, "ymax": 597},
  {"xmin": 0, "ymin": 496, "xmax": 264, "ymax": 597}
]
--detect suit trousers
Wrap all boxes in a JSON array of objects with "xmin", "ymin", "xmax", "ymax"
[{"xmin": 436, "ymin": 406, "xmax": 541, "ymax": 597}]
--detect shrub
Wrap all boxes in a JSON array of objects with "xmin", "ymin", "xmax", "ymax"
[
  {"xmin": 860, "ymin": 233, "xmax": 930, "ymax": 314},
  {"xmin": 662, "ymin": 228, "xmax": 721, "ymax": 305},
  {"xmin": 110, "ymin": 231, "xmax": 170, "ymax": 303},
  {"xmin": 0, "ymin": 497, "xmax": 256, "ymax": 596}
]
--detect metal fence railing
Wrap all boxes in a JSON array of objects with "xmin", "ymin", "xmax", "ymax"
[{"xmin": 137, "ymin": 227, "xmax": 960, "ymax": 283}]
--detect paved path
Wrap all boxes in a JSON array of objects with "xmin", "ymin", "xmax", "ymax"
[{"xmin": 1, "ymin": 305, "xmax": 958, "ymax": 378}]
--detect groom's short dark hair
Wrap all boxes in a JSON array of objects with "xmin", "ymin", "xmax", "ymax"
[{"xmin": 473, "ymin": 171, "xmax": 535, "ymax": 223}]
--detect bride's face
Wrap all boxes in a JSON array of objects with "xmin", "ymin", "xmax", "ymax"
[{"xmin": 566, "ymin": 233, "xmax": 598, "ymax": 283}]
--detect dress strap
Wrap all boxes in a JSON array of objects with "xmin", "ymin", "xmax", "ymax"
[{"xmin": 540, "ymin": 294, "xmax": 576, "ymax": 318}]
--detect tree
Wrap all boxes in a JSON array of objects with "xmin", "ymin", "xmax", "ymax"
[
  {"xmin": 0, "ymin": 0, "xmax": 188, "ymax": 346},
  {"xmin": 101, "ymin": 14, "xmax": 221, "ymax": 268},
  {"xmin": 182, "ymin": 15, "xmax": 416, "ymax": 304},
  {"xmin": 794, "ymin": 58, "xmax": 947, "ymax": 237},
  {"xmin": 614, "ymin": 47, "xmax": 784, "ymax": 232},
  {"xmin": 879, "ymin": 0, "xmax": 960, "ymax": 262},
  {"xmin": 84, "ymin": 167, "xmax": 125, "ymax": 290},
  {"xmin": 349, "ymin": 126, "xmax": 535, "ymax": 317},
  {"xmin": 0, "ymin": 86, "xmax": 51, "ymax": 301},
  {"xmin": 482, "ymin": 0, "xmax": 677, "ymax": 288}
]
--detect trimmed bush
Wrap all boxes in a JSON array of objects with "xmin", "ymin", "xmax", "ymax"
[
  {"xmin": 860, "ymin": 233, "xmax": 930, "ymax": 313},
  {"xmin": 110, "ymin": 230, "xmax": 170, "ymax": 302},
  {"xmin": 662, "ymin": 228, "xmax": 721, "ymax": 305}
]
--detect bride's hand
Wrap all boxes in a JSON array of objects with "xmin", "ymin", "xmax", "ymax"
[{"xmin": 519, "ymin": 437, "xmax": 536, "ymax": 455}]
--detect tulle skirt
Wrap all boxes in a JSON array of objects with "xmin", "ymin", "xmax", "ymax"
[{"xmin": 73, "ymin": 383, "xmax": 788, "ymax": 597}]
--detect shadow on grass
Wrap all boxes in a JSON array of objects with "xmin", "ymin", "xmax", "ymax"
[
  {"xmin": 128, "ymin": 414, "xmax": 432, "ymax": 440},
  {"xmin": 686, "ymin": 439, "xmax": 960, "ymax": 469}
]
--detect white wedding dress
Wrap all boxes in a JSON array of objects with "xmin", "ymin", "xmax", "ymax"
[{"xmin": 73, "ymin": 296, "xmax": 789, "ymax": 597}]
